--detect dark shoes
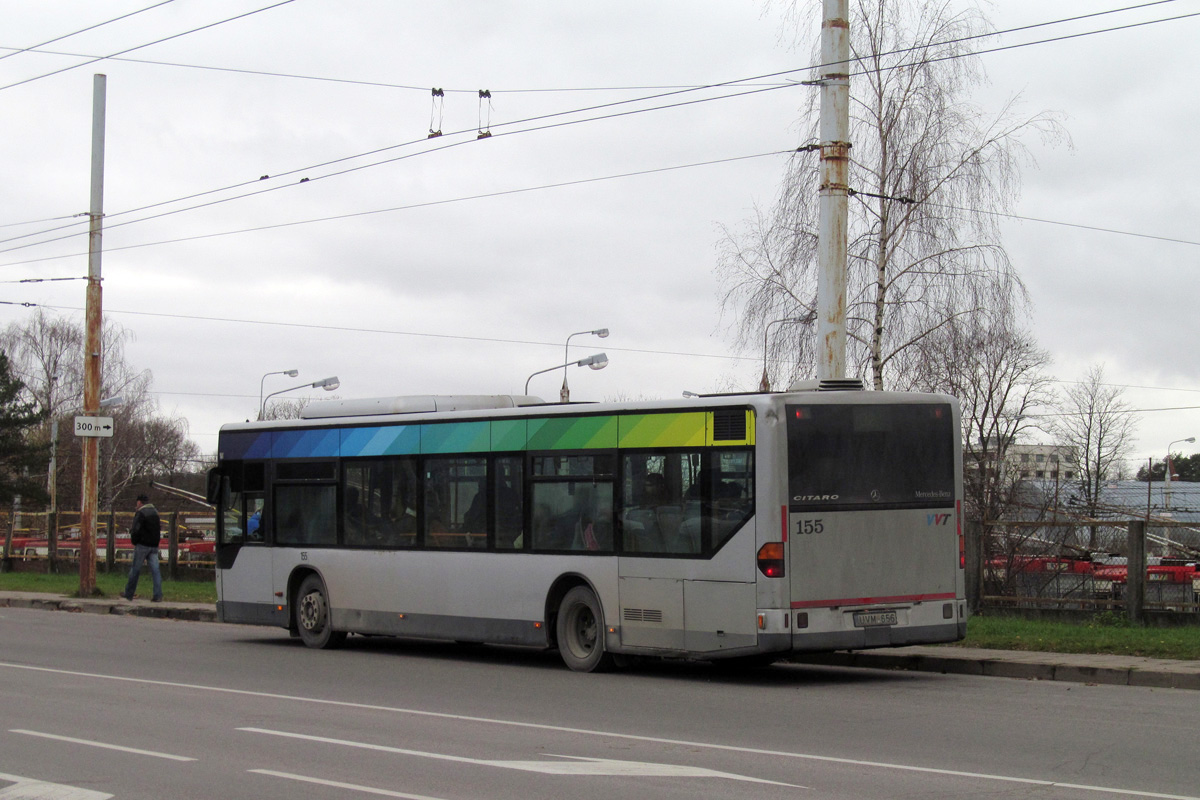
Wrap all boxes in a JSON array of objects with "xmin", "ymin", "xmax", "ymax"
[{"xmin": 151, "ymin": 597, "xmax": 163, "ymax": 603}]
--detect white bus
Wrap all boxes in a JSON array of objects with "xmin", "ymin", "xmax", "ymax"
[{"xmin": 208, "ymin": 383, "xmax": 966, "ymax": 671}]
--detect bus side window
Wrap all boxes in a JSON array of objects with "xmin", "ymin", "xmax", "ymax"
[
  {"xmin": 494, "ymin": 456, "xmax": 524, "ymax": 550},
  {"xmin": 622, "ymin": 452, "xmax": 701, "ymax": 555},
  {"xmin": 425, "ymin": 457, "xmax": 487, "ymax": 549}
]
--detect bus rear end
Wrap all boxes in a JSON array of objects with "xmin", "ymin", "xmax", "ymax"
[{"xmin": 784, "ymin": 395, "xmax": 966, "ymax": 652}]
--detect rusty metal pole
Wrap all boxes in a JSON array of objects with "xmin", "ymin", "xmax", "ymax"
[
  {"xmin": 79, "ymin": 74, "xmax": 106, "ymax": 597},
  {"xmin": 815, "ymin": 0, "xmax": 850, "ymax": 382}
]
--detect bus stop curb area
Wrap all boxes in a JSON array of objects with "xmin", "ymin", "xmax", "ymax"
[
  {"xmin": 790, "ymin": 645, "xmax": 1200, "ymax": 691},
  {"xmin": 3, "ymin": 591, "xmax": 1196, "ymax": 689},
  {"xmin": 0, "ymin": 591, "xmax": 217, "ymax": 623}
]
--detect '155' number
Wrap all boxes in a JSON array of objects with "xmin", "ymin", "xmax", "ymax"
[{"xmin": 796, "ymin": 519, "xmax": 824, "ymax": 535}]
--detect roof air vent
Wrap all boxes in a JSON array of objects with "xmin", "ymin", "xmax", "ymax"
[{"xmin": 787, "ymin": 378, "xmax": 866, "ymax": 392}]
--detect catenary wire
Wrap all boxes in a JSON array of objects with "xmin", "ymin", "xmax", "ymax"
[
  {"xmin": 0, "ymin": 1, "xmax": 1180, "ymax": 94},
  {"xmin": 11, "ymin": 300, "xmax": 1200, "ymax": 404},
  {"xmin": 2, "ymin": 1, "xmax": 1190, "ymax": 250},
  {"xmin": 0, "ymin": 0, "xmax": 179, "ymax": 64},
  {"xmin": 0, "ymin": 150, "xmax": 794, "ymax": 268},
  {"xmin": 0, "ymin": 0, "xmax": 297, "ymax": 93}
]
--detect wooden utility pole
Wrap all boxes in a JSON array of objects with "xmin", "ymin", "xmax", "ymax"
[
  {"xmin": 815, "ymin": 0, "xmax": 850, "ymax": 381},
  {"xmin": 1126, "ymin": 520, "xmax": 1146, "ymax": 625},
  {"xmin": 80, "ymin": 73, "xmax": 106, "ymax": 597}
]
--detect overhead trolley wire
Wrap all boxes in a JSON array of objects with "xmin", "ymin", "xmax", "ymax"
[
  {"xmin": 0, "ymin": 150, "xmax": 794, "ymax": 268},
  {"xmin": 12, "ymin": 300, "xmax": 1200, "ymax": 406},
  {"xmin": 0, "ymin": 0, "xmax": 179, "ymax": 64},
  {"xmin": 0, "ymin": 0, "xmax": 1182, "ymax": 94},
  {"xmin": 0, "ymin": 0, "xmax": 297, "ymax": 93},
  {"xmin": 2, "ymin": 1, "xmax": 1195, "ymax": 257}
]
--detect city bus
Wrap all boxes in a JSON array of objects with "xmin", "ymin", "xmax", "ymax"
[{"xmin": 208, "ymin": 382, "xmax": 966, "ymax": 671}]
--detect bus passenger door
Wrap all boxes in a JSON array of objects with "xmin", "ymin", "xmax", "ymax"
[{"xmin": 617, "ymin": 576, "xmax": 684, "ymax": 651}]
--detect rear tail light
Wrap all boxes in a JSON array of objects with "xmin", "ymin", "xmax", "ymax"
[
  {"xmin": 957, "ymin": 500, "xmax": 965, "ymax": 569},
  {"xmin": 757, "ymin": 542, "xmax": 785, "ymax": 578}
]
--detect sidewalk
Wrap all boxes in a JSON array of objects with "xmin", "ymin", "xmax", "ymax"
[{"xmin": 4, "ymin": 590, "xmax": 1198, "ymax": 689}]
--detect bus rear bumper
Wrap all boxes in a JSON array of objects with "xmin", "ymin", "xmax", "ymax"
[{"xmin": 790, "ymin": 620, "xmax": 963, "ymax": 652}]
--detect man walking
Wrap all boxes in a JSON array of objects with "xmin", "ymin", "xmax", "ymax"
[{"xmin": 121, "ymin": 494, "xmax": 163, "ymax": 602}]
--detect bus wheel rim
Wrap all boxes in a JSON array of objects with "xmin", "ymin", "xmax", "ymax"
[{"xmin": 300, "ymin": 591, "xmax": 324, "ymax": 632}]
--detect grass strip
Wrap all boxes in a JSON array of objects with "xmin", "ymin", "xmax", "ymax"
[
  {"xmin": 958, "ymin": 613, "xmax": 1200, "ymax": 660},
  {"xmin": 0, "ymin": 571, "xmax": 217, "ymax": 604}
]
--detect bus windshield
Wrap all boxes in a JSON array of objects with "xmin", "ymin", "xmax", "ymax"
[{"xmin": 786, "ymin": 403, "xmax": 954, "ymax": 510}]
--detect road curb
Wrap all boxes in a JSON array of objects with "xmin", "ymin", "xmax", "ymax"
[
  {"xmin": 789, "ymin": 648, "xmax": 1200, "ymax": 690},
  {"xmin": 0, "ymin": 595, "xmax": 217, "ymax": 623}
]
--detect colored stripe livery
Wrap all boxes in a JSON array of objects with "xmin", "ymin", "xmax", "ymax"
[{"xmin": 219, "ymin": 410, "xmax": 755, "ymax": 461}]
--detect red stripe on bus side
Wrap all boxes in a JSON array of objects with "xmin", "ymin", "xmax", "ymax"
[
  {"xmin": 790, "ymin": 592, "xmax": 956, "ymax": 609},
  {"xmin": 780, "ymin": 505, "xmax": 788, "ymax": 542}
]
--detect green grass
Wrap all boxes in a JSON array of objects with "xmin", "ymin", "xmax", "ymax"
[
  {"xmin": 0, "ymin": 570, "xmax": 217, "ymax": 603},
  {"xmin": 958, "ymin": 613, "xmax": 1200, "ymax": 660}
]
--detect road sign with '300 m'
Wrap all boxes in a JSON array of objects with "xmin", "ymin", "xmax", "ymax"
[{"xmin": 74, "ymin": 416, "xmax": 115, "ymax": 438}]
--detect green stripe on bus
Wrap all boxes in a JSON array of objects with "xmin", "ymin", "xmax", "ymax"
[
  {"xmin": 618, "ymin": 412, "xmax": 707, "ymax": 448},
  {"xmin": 527, "ymin": 415, "xmax": 618, "ymax": 450},
  {"xmin": 421, "ymin": 420, "xmax": 490, "ymax": 454},
  {"xmin": 490, "ymin": 419, "xmax": 526, "ymax": 451}
]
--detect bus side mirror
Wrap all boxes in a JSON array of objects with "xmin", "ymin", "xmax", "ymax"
[{"xmin": 206, "ymin": 468, "xmax": 229, "ymax": 506}]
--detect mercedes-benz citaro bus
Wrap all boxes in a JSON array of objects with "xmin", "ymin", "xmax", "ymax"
[{"xmin": 207, "ymin": 380, "xmax": 966, "ymax": 672}]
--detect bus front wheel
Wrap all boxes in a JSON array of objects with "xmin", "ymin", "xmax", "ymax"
[
  {"xmin": 295, "ymin": 575, "xmax": 347, "ymax": 649},
  {"xmin": 556, "ymin": 586, "xmax": 614, "ymax": 673}
]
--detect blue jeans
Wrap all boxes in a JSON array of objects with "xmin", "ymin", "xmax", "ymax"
[{"xmin": 123, "ymin": 544, "xmax": 162, "ymax": 601}]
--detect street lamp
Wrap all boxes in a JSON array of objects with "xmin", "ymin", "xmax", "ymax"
[
  {"xmin": 527, "ymin": 353, "xmax": 608, "ymax": 397},
  {"xmin": 259, "ymin": 369, "xmax": 299, "ymax": 420},
  {"xmin": 1164, "ymin": 435, "xmax": 1195, "ymax": 506},
  {"xmin": 561, "ymin": 328, "xmax": 609, "ymax": 402},
  {"xmin": 759, "ymin": 316, "xmax": 807, "ymax": 392},
  {"xmin": 261, "ymin": 376, "xmax": 339, "ymax": 419}
]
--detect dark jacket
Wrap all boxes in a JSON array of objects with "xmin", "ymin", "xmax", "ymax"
[{"xmin": 130, "ymin": 503, "xmax": 162, "ymax": 548}]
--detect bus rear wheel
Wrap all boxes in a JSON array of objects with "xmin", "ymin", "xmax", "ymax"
[
  {"xmin": 295, "ymin": 574, "xmax": 347, "ymax": 649},
  {"xmin": 556, "ymin": 586, "xmax": 614, "ymax": 673}
]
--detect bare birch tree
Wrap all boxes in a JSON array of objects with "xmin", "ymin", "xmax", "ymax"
[
  {"xmin": 1051, "ymin": 364, "xmax": 1138, "ymax": 547},
  {"xmin": 912, "ymin": 314, "xmax": 1053, "ymax": 523},
  {"xmin": 719, "ymin": 0, "xmax": 1064, "ymax": 390}
]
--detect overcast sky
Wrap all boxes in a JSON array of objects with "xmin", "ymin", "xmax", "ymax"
[{"xmin": 1, "ymin": 0, "xmax": 1197, "ymax": 470}]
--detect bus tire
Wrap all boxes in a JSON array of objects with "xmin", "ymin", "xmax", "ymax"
[
  {"xmin": 295, "ymin": 574, "xmax": 347, "ymax": 650},
  {"xmin": 556, "ymin": 586, "xmax": 614, "ymax": 673}
]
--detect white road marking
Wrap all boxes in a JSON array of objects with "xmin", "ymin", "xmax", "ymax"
[
  {"xmin": 238, "ymin": 727, "xmax": 798, "ymax": 785},
  {"xmin": 248, "ymin": 770, "xmax": 448, "ymax": 799},
  {"xmin": 3, "ymin": 661, "xmax": 1197, "ymax": 800},
  {"xmin": 0, "ymin": 771, "xmax": 112, "ymax": 800},
  {"xmin": 9, "ymin": 730, "xmax": 197, "ymax": 762}
]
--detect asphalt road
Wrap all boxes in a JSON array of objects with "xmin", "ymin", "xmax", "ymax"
[{"xmin": 1, "ymin": 608, "xmax": 1197, "ymax": 800}]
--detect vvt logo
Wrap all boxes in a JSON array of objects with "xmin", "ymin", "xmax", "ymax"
[{"xmin": 927, "ymin": 513, "xmax": 951, "ymax": 526}]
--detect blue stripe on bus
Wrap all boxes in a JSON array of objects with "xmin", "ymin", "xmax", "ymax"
[
  {"xmin": 273, "ymin": 428, "xmax": 340, "ymax": 459},
  {"xmin": 341, "ymin": 425, "xmax": 420, "ymax": 456}
]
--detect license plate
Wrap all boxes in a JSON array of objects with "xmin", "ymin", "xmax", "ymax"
[{"xmin": 852, "ymin": 610, "xmax": 897, "ymax": 627}]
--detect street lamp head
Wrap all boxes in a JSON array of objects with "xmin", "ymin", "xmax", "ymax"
[
  {"xmin": 582, "ymin": 353, "xmax": 608, "ymax": 370},
  {"xmin": 594, "ymin": 328, "xmax": 610, "ymax": 339},
  {"xmin": 284, "ymin": 369, "xmax": 299, "ymax": 378},
  {"xmin": 314, "ymin": 376, "xmax": 339, "ymax": 391}
]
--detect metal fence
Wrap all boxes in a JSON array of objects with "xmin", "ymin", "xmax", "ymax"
[
  {"xmin": 0, "ymin": 510, "xmax": 216, "ymax": 577},
  {"xmin": 968, "ymin": 520, "xmax": 1200, "ymax": 620}
]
